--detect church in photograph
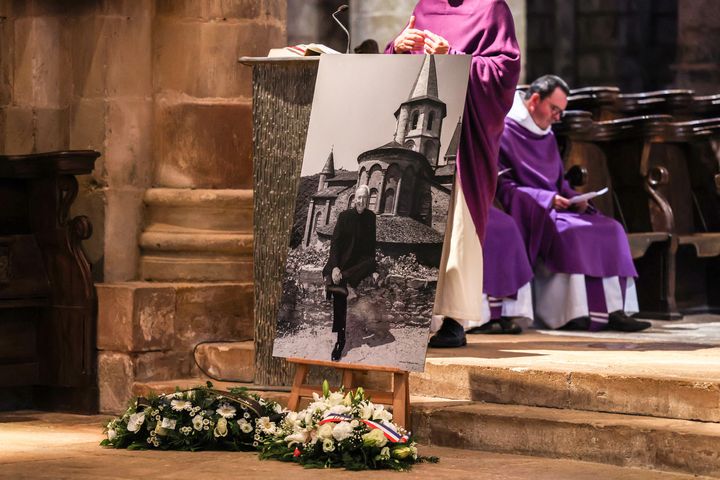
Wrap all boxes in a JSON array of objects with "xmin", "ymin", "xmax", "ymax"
[{"xmin": 302, "ymin": 55, "xmax": 461, "ymax": 262}]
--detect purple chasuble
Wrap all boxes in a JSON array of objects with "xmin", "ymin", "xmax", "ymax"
[
  {"xmin": 483, "ymin": 207, "xmax": 533, "ymax": 297},
  {"xmin": 386, "ymin": 0, "xmax": 521, "ymax": 243},
  {"xmin": 497, "ymin": 119, "xmax": 638, "ymax": 278}
]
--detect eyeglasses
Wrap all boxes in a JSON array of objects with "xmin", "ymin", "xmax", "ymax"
[{"xmin": 549, "ymin": 102, "xmax": 565, "ymax": 119}]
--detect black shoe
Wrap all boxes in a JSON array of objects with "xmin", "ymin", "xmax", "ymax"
[
  {"xmin": 560, "ymin": 316, "xmax": 591, "ymax": 331},
  {"xmin": 608, "ymin": 311, "xmax": 651, "ymax": 332},
  {"xmin": 467, "ymin": 317, "xmax": 522, "ymax": 335},
  {"xmin": 428, "ymin": 318, "xmax": 467, "ymax": 348},
  {"xmin": 331, "ymin": 332, "xmax": 346, "ymax": 361},
  {"xmin": 331, "ymin": 341, "xmax": 344, "ymax": 361}
]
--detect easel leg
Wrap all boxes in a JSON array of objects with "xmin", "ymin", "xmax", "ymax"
[
  {"xmin": 288, "ymin": 363, "xmax": 309, "ymax": 411},
  {"xmin": 392, "ymin": 371, "xmax": 409, "ymax": 429},
  {"xmin": 341, "ymin": 369, "xmax": 353, "ymax": 390}
]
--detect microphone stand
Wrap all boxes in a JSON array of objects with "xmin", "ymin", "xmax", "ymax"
[{"xmin": 332, "ymin": 5, "xmax": 351, "ymax": 54}]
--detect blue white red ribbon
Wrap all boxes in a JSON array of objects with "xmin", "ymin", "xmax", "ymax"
[{"xmin": 319, "ymin": 412, "xmax": 409, "ymax": 443}]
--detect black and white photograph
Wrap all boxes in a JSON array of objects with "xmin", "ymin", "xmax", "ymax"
[{"xmin": 272, "ymin": 54, "xmax": 471, "ymax": 371}]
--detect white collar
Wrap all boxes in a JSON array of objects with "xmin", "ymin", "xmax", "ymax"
[{"xmin": 507, "ymin": 91, "xmax": 552, "ymax": 136}]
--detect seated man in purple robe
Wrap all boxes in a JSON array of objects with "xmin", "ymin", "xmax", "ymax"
[
  {"xmin": 497, "ymin": 75, "xmax": 650, "ymax": 332},
  {"xmin": 466, "ymin": 207, "xmax": 533, "ymax": 334}
]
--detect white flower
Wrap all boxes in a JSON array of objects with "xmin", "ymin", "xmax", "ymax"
[
  {"xmin": 216, "ymin": 403, "xmax": 237, "ymax": 419},
  {"xmin": 192, "ymin": 415, "xmax": 204, "ymax": 431},
  {"xmin": 257, "ymin": 417, "xmax": 277, "ymax": 435},
  {"xmin": 317, "ymin": 423, "xmax": 334, "ymax": 440},
  {"xmin": 214, "ymin": 417, "xmax": 228, "ymax": 437},
  {"xmin": 328, "ymin": 404, "xmax": 351, "ymax": 415},
  {"xmin": 283, "ymin": 411, "xmax": 299, "ymax": 429},
  {"xmin": 359, "ymin": 403, "xmax": 373, "ymax": 420},
  {"xmin": 273, "ymin": 403, "xmax": 284, "ymax": 414},
  {"xmin": 243, "ymin": 412, "xmax": 250, "ymax": 419},
  {"xmin": 350, "ymin": 419, "xmax": 359, "ymax": 428},
  {"xmin": 372, "ymin": 405, "xmax": 393, "ymax": 423},
  {"xmin": 237, "ymin": 419, "xmax": 253, "ymax": 434},
  {"xmin": 171, "ymin": 399, "xmax": 192, "ymax": 412},
  {"xmin": 322, "ymin": 438, "xmax": 335, "ymax": 452},
  {"xmin": 379, "ymin": 446, "xmax": 391, "ymax": 460},
  {"xmin": 327, "ymin": 392, "xmax": 344, "ymax": 406},
  {"xmin": 126, "ymin": 412, "xmax": 145, "ymax": 432},
  {"xmin": 285, "ymin": 431, "xmax": 309, "ymax": 446},
  {"xmin": 107, "ymin": 429, "xmax": 117, "ymax": 442},
  {"xmin": 331, "ymin": 421, "xmax": 353, "ymax": 442},
  {"xmin": 362, "ymin": 429, "xmax": 387, "ymax": 448}
]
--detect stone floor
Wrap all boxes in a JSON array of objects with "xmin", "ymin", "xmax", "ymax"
[
  {"xmin": 3, "ymin": 314, "xmax": 719, "ymax": 479},
  {"xmin": 0, "ymin": 411, "xmax": 711, "ymax": 480},
  {"xmin": 425, "ymin": 314, "xmax": 720, "ymax": 380}
]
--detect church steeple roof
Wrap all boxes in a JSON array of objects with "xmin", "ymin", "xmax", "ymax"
[
  {"xmin": 443, "ymin": 119, "xmax": 462, "ymax": 164},
  {"xmin": 408, "ymin": 55, "xmax": 439, "ymax": 100},
  {"xmin": 321, "ymin": 148, "xmax": 336, "ymax": 176}
]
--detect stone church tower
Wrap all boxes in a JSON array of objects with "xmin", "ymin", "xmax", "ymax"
[{"xmin": 392, "ymin": 55, "xmax": 447, "ymax": 166}]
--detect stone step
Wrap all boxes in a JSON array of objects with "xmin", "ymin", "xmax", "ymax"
[
  {"xmin": 140, "ymin": 231, "xmax": 253, "ymax": 254},
  {"xmin": 411, "ymin": 362, "xmax": 720, "ymax": 422},
  {"xmin": 144, "ymin": 188, "xmax": 252, "ymax": 232},
  {"xmin": 139, "ymin": 254, "xmax": 253, "ymax": 282},
  {"xmin": 193, "ymin": 341, "xmax": 255, "ymax": 383},
  {"xmin": 412, "ymin": 399, "xmax": 720, "ymax": 478}
]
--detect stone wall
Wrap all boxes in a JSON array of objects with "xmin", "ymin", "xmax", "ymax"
[
  {"xmin": 0, "ymin": 0, "xmax": 287, "ymax": 413},
  {"xmin": 0, "ymin": 1, "xmax": 155, "ymax": 281}
]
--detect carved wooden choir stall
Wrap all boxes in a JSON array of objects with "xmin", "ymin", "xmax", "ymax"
[{"xmin": 0, "ymin": 150, "xmax": 99, "ymax": 412}]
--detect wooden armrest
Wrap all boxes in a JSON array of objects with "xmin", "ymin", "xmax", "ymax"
[
  {"xmin": 647, "ymin": 165, "xmax": 669, "ymax": 189},
  {"xmin": 564, "ymin": 165, "xmax": 588, "ymax": 188}
]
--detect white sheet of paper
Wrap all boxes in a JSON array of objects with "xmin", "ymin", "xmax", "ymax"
[{"xmin": 568, "ymin": 187, "xmax": 609, "ymax": 205}]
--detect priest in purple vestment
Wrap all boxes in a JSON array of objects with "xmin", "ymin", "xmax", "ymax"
[
  {"xmin": 497, "ymin": 75, "xmax": 650, "ymax": 332},
  {"xmin": 387, "ymin": 0, "xmax": 521, "ymax": 347}
]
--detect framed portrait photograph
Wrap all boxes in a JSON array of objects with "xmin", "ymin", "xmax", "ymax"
[{"xmin": 273, "ymin": 54, "xmax": 471, "ymax": 371}]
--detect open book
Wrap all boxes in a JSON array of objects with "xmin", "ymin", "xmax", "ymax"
[
  {"xmin": 268, "ymin": 44, "xmax": 341, "ymax": 58},
  {"xmin": 568, "ymin": 187, "xmax": 608, "ymax": 205}
]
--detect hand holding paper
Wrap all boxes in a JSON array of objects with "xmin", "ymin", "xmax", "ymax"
[{"xmin": 568, "ymin": 187, "xmax": 608, "ymax": 205}]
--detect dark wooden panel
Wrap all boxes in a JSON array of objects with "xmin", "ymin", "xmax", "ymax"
[{"xmin": 0, "ymin": 362, "xmax": 39, "ymax": 387}]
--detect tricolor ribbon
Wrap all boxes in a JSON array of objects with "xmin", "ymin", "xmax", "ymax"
[{"xmin": 319, "ymin": 412, "xmax": 409, "ymax": 443}]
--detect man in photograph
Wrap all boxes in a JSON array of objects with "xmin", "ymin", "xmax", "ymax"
[{"xmin": 323, "ymin": 185, "xmax": 377, "ymax": 361}]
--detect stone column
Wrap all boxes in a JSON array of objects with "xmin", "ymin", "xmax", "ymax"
[
  {"xmin": 95, "ymin": 0, "xmax": 287, "ymax": 413},
  {"xmin": 349, "ymin": 0, "xmax": 415, "ymax": 51},
  {"xmin": 506, "ymin": 0, "xmax": 527, "ymax": 84}
]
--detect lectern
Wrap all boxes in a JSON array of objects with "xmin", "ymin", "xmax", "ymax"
[{"xmin": 240, "ymin": 57, "xmax": 320, "ymax": 386}]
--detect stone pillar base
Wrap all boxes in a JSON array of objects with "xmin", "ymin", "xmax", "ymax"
[{"xmin": 96, "ymin": 281, "xmax": 253, "ymax": 413}]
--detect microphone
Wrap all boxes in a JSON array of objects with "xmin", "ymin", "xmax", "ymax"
[{"xmin": 332, "ymin": 5, "xmax": 351, "ymax": 54}]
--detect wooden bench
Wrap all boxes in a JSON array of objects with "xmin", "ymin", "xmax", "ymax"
[
  {"xmin": 654, "ymin": 120, "xmax": 720, "ymax": 312},
  {"xmin": 554, "ymin": 113, "xmax": 681, "ymax": 319}
]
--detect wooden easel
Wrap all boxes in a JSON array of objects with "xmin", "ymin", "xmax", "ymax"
[{"xmin": 286, "ymin": 358, "xmax": 410, "ymax": 428}]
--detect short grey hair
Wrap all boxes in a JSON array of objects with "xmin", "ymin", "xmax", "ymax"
[
  {"xmin": 356, "ymin": 185, "xmax": 370, "ymax": 196},
  {"xmin": 524, "ymin": 74, "xmax": 571, "ymax": 100}
]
